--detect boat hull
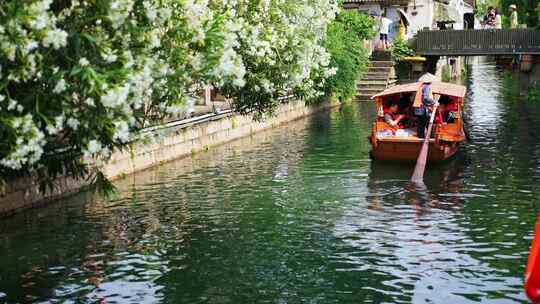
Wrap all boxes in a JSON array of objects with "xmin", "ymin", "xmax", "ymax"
[{"xmin": 369, "ymin": 138, "xmax": 460, "ymax": 162}]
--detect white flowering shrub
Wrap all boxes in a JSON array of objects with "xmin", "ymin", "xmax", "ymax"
[
  {"xmin": 215, "ymin": 0, "xmax": 339, "ymax": 117},
  {"xmin": 0, "ymin": 0, "xmax": 341, "ymax": 192}
]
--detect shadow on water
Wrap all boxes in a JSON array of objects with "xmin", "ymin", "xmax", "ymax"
[{"xmin": 368, "ymin": 153, "xmax": 468, "ymax": 209}]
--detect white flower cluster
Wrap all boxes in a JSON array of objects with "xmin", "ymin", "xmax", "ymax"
[
  {"xmin": 213, "ymin": 0, "xmax": 339, "ymax": 103},
  {"xmin": 0, "ymin": 114, "xmax": 45, "ymax": 170},
  {"xmin": 0, "ymin": 0, "xmax": 339, "ymax": 182},
  {"xmin": 108, "ymin": 0, "xmax": 134, "ymax": 29}
]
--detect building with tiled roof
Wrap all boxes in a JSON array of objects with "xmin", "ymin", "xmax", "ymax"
[{"xmin": 343, "ymin": 0, "xmax": 474, "ymax": 42}]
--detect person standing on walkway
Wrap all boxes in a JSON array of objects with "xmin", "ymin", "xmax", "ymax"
[
  {"xmin": 398, "ymin": 19, "xmax": 406, "ymax": 40},
  {"xmin": 509, "ymin": 4, "xmax": 519, "ymax": 28},
  {"xmin": 379, "ymin": 13, "xmax": 393, "ymax": 50},
  {"xmin": 483, "ymin": 7, "xmax": 496, "ymax": 28},
  {"xmin": 495, "ymin": 9, "xmax": 502, "ymax": 29}
]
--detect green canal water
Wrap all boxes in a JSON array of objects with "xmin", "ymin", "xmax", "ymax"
[{"xmin": 2, "ymin": 61, "xmax": 540, "ymax": 303}]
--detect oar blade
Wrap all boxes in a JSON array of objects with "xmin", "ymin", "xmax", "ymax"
[
  {"xmin": 411, "ymin": 142, "xmax": 429, "ymax": 182},
  {"xmin": 410, "ymin": 104, "xmax": 438, "ymax": 183}
]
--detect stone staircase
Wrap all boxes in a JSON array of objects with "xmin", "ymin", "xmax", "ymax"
[{"xmin": 356, "ymin": 52, "xmax": 396, "ymax": 102}]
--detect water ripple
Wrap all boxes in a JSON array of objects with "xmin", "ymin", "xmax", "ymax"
[{"xmin": 0, "ymin": 60, "xmax": 540, "ymax": 303}]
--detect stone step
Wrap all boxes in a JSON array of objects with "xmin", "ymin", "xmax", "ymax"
[
  {"xmin": 361, "ymin": 74, "xmax": 388, "ymax": 80},
  {"xmin": 356, "ymin": 79, "xmax": 388, "ymax": 87},
  {"xmin": 358, "ymin": 80, "xmax": 388, "ymax": 86},
  {"xmin": 370, "ymin": 50, "xmax": 392, "ymax": 61},
  {"xmin": 356, "ymin": 88, "xmax": 382, "ymax": 95},
  {"xmin": 366, "ymin": 69, "xmax": 391, "ymax": 73},
  {"xmin": 370, "ymin": 61, "xmax": 395, "ymax": 68},
  {"xmin": 357, "ymin": 86, "xmax": 388, "ymax": 92},
  {"xmin": 356, "ymin": 94, "xmax": 374, "ymax": 101},
  {"xmin": 368, "ymin": 66, "xmax": 393, "ymax": 73}
]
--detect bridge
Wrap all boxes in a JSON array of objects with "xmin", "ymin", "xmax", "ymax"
[{"xmin": 416, "ymin": 29, "xmax": 540, "ymax": 56}]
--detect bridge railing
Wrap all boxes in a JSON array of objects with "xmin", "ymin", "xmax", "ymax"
[{"xmin": 416, "ymin": 29, "xmax": 540, "ymax": 56}]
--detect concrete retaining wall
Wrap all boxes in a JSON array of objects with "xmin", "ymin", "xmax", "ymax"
[{"xmin": 0, "ymin": 99, "xmax": 337, "ymax": 217}]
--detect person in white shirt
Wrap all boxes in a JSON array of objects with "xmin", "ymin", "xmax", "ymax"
[
  {"xmin": 379, "ymin": 14, "xmax": 393, "ymax": 49},
  {"xmin": 495, "ymin": 9, "xmax": 502, "ymax": 29}
]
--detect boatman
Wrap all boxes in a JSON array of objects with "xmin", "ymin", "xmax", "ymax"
[{"xmin": 415, "ymin": 81, "xmax": 436, "ymax": 138}]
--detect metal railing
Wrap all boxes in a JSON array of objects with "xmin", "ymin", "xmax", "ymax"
[{"xmin": 416, "ymin": 29, "xmax": 540, "ymax": 56}]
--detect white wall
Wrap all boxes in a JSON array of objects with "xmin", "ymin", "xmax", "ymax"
[
  {"xmin": 406, "ymin": 0, "xmax": 435, "ymax": 34},
  {"xmin": 401, "ymin": 0, "xmax": 474, "ymax": 34},
  {"xmin": 357, "ymin": 4, "xmax": 381, "ymax": 17},
  {"xmin": 353, "ymin": 0, "xmax": 475, "ymax": 44},
  {"xmin": 355, "ymin": 5, "xmax": 403, "ymax": 42}
]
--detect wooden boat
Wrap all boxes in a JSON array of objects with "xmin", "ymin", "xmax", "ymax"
[{"xmin": 368, "ymin": 81, "xmax": 467, "ymax": 162}]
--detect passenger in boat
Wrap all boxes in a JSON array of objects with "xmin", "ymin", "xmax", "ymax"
[
  {"xmin": 437, "ymin": 96, "xmax": 457, "ymax": 124},
  {"xmin": 384, "ymin": 103, "xmax": 405, "ymax": 127},
  {"xmin": 398, "ymin": 93, "xmax": 412, "ymax": 112},
  {"xmin": 398, "ymin": 93, "xmax": 414, "ymax": 125},
  {"xmin": 415, "ymin": 81, "xmax": 436, "ymax": 138}
]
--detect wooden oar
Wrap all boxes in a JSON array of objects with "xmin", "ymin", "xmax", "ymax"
[{"xmin": 411, "ymin": 104, "xmax": 438, "ymax": 183}]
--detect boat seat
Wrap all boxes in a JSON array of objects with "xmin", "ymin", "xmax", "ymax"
[
  {"xmin": 438, "ymin": 122, "xmax": 465, "ymax": 141},
  {"xmin": 376, "ymin": 121, "xmax": 396, "ymax": 131}
]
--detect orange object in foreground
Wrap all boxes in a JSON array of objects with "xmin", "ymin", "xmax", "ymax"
[{"xmin": 525, "ymin": 214, "xmax": 540, "ymax": 303}]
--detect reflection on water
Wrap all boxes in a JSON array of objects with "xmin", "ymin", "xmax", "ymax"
[{"xmin": 1, "ymin": 60, "xmax": 540, "ymax": 303}]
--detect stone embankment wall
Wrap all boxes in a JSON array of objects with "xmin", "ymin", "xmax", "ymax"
[{"xmin": 0, "ymin": 99, "xmax": 338, "ymax": 217}]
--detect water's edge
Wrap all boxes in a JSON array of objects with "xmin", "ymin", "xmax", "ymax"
[{"xmin": 0, "ymin": 99, "xmax": 339, "ymax": 218}]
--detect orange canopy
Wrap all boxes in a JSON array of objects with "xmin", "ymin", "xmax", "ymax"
[
  {"xmin": 371, "ymin": 82, "xmax": 422, "ymax": 99},
  {"xmin": 371, "ymin": 81, "xmax": 467, "ymax": 102},
  {"xmin": 430, "ymin": 82, "xmax": 467, "ymax": 98}
]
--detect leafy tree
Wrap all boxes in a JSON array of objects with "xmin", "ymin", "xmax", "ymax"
[
  {"xmin": 0, "ymin": 0, "xmax": 340, "ymax": 193},
  {"xmin": 321, "ymin": 10, "xmax": 376, "ymax": 101},
  {"xmin": 390, "ymin": 39, "xmax": 415, "ymax": 61},
  {"xmin": 528, "ymin": 86, "xmax": 540, "ymax": 102},
  {"xmin": 499, "ymin": 0, "xmax": 539, "ymax": 27},
  {"xmin": 475, "ymin": 0, "xmax": 501, "ymax": 17}
]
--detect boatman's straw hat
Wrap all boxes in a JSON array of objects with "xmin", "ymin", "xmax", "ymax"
[
  {"xmin": 418, "ymin": 73, "xmax": 439, "ymax": 83},
  {"xmin": 509, "ymin": 4, "xmax": 517, "ymax": 9}
]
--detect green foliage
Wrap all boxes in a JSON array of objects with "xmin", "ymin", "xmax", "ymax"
[
  {"xmin": 336, "ymin": 10, "xmax": 377, "ymax": 41},
  {"xmin": 499, "ymin": 0, "xmax": 539, "ymax": 27},
  {"xmin": 461, "ymin": 65, "xmax": 469, "ymax": 79},
  {"xmin": 527, "ymin": 85, "xmax": 540, "ymax": 102},
  {"xmin": 475, "ymin": 0, "xmax": 501, "ymax": 17},
  {"xmin": 0, "ymin": 0, "xmax": 341, "ymax": 194},
  {"xmin": 321, "ymin": 10, "xmax": 376, "ymax": 101},
  {"xmin": 476, "ymin": 0, "xmax": 538, "ymax": 27},
  {"xmin": 217, "ymin": 0, "xmax": 340, "ymax": 119},
  {"xmin": 0, "ymin": 0, "xmax": 229, "ymax": 194},
  {"xmin": 502, "ymin": 14, "xmax": 511, "ymax": 28},
  {"xmin": 441, "ymin": 66, "xmax": 451, "ymax": 82},
  {"xmin": 390, "ymin": 39, "xmax": 415, "ymax": 61}
]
